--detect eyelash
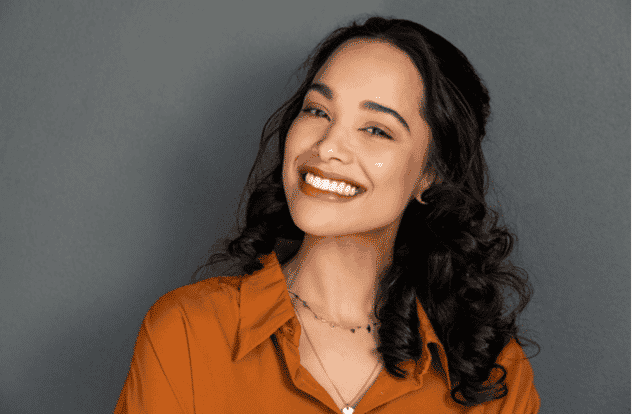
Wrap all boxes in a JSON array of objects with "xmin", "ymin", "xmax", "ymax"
[{"xmin": 301, "ymin": 107, "xmax": 393, "ymax": 140}]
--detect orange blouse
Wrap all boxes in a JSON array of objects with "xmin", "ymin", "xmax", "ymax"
[{"xmin": 114, "ymin": 251, "xmax": 540, "ymax": 413}]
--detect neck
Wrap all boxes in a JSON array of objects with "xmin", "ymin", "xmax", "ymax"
[{"xmin": 281, "ymin": 229, "xmax": 397, "ymax": 326}]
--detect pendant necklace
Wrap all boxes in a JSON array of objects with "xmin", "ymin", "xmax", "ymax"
[{"xmin": 288, "ymin": 286, "xmax": 382, "ymax": 414}]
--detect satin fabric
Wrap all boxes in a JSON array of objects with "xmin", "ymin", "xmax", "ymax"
[{"xmin": 114, "ymin": 251, "xmax": 540, "ymax": 413}]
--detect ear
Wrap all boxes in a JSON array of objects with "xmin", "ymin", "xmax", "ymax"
[{"xmin": 415, "ymin": 166, "xmax": 440, "ymax": 203}]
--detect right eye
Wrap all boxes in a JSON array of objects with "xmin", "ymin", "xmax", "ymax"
[{"xmin": 302, "ymin": 107, "xmax": 330, "ymax": 120}]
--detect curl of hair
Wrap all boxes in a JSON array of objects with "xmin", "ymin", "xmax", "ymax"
[{"xmin": 191, "ymin": 15, "xmax": 540, "ymax": 407}]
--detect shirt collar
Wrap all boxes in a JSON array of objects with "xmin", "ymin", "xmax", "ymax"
[{"xmin": 233, "ymin": 250, "xmax": 452, "ymax": 390}]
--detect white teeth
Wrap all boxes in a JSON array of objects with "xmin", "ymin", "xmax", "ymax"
[{"xmin": 305, "ymin": 172, "xmax": 358, "ymax": 196}]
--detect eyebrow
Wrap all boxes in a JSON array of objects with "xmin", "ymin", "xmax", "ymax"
[{"xmin": 306, "ymin": 82, "xmax": 410, "ymax": 133}]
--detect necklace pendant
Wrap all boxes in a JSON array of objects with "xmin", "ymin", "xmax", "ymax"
[{"xmin": 342, "ymin": 406, "xmax": 354, "ymax": 414}]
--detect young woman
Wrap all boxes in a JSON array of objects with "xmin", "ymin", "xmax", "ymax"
[{"xmin": 115, "ymin": 16, "xmax": 540, "ymax": 414}]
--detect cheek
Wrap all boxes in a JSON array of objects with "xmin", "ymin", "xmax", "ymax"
[
  {"xmin": 287, "ymin": 118, "xmax": 319, "ymax": 142},
  {"xmin": 376, "ymin": 157, "xmax": 420, "ymax": 194},
  {"xmin": 285, "ymin": 120, "xmax": 328, "ymax": 163},
  {"xmin": 283, "ymin": 122, "xmax": 309, "ymax": 181},
  {"xmin": 284, "ymin": 122, "xmax": 302, "ymax": 156}
]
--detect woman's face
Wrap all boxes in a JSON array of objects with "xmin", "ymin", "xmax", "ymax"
[{"xmin": 282, "ymin": 38, "xmax": 435, "ymax": 238}]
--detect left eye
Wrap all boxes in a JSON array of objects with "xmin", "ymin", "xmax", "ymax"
[
  {"xmin": 365, "ymin": 127, "xmax": 392, "ymax": 140},
  {"xmin": 302, "ymin": 107, "xmax": 329, "ymax": 119}
]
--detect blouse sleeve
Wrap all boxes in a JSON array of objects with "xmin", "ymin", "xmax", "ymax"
[
  {"xmin": 114, "ymin": 294, "xmax": 194, "ymax": 414},
  {"xmin": 478, "ymin": 338, "xmax": 540, "ymax": 414}
]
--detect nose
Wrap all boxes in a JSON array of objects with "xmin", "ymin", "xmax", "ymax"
[{"xmin": 313, "ymin": 122, "xmax": 352, "ymax": 163}]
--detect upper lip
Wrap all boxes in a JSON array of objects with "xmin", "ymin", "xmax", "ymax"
[{"xmin": 298, "ymin": 165, "xmax": 367, "ymax": 191}]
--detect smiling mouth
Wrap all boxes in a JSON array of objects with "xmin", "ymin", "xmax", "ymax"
[{"xmin": 300, "ymin": 172, "xmax": 365, "ymax": 197}]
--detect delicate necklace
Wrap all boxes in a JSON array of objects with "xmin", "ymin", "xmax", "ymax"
[
  {"xmin": 292, "ymin": 294, "xmax": 382, "ymax": 414},
  {"xmin": 288, "ymin": 291, "xmax": 378, "ymax": 333},
  {"xmin": 283, "ymin": 263, "xmax": 382, "ymax": 413}
]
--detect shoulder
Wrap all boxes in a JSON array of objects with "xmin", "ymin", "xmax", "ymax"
[
  {"xmin": 480, "ymin": 337, "xmax": 540, "ymax": 413},
  {"xmin": 142, "ymin": 275, "xmax": 246, "ymax": 348},
  {"xmin": 486, "ymin": 337, "xmax": 537, "ymax": 387},
  {"xmin": 495, "ymin": 338, "xmax": 536, "ymax": 378}
]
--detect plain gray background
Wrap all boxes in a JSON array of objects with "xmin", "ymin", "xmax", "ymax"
[{"xmin": 0, "ymin": 0, "xmax": 629, "ymax": 413}]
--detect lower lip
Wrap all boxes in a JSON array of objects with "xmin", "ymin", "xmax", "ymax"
[{"xmin": 298, "ymin": 174, "xmax": 364, "ymax": 202}]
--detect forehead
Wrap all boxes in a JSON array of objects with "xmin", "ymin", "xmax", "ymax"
[{"xmin": 312, "ymin": 39, "xmax": 424, "ymax": 113}]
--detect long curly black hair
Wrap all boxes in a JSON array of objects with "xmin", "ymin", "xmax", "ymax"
[{"xmin": 191, "ymin": 15, "xmax": 540, "ymax": 407}]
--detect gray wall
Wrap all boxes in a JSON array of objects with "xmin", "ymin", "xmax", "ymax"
[{"xmin": 0, "ymin": 1, "xmax": 628, "ymax": 413}]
